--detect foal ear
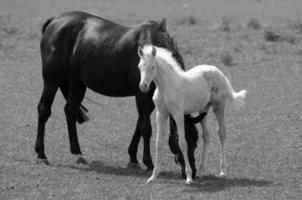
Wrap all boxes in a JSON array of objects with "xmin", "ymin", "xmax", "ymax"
[
  {"xmin": 138, "ymin": 46, "xmax": 144, "ymax": 58},
  {"xmin": 159, "ymin": 18, "xmax": 167, "ymax": 32},
  {"xmin": 152, "ymin": 46, "xmax": 156, "ymax": 57}
]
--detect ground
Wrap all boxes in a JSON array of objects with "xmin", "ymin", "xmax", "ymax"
[{"xmin": 0, "ymin": 0, "xmax": 302, "ymax": 199}]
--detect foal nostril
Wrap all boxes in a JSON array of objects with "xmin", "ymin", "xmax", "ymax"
[{"xmin": 139, "ymin": 83, "xmax": 148, "ymax": 92}]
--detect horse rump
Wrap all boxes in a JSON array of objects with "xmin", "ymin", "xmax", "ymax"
[{"xmin": 41, "ymin": 16, "xmax": 55, "ymax": 34}]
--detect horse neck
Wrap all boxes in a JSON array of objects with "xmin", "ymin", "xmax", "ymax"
[{"xmin": 153, "ymin": 56, "xmax": 184, "ymax": 92}]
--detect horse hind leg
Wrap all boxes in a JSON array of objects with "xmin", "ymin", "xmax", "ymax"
[
  {"xmin": 213, "ymin": 102, "xmax": 227, "ymax": 177},
  {"xmin": 64, "ymin": 79, "xmax": 87, "ymax": 164},
  {"xmin": 35, "ymin": 82, "xmax": 60, "ymax": 165}
]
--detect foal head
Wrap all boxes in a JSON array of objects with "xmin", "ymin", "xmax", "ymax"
[{"xmin": 137, "ymin": 45, "xmax": 158, "ymax": 93}]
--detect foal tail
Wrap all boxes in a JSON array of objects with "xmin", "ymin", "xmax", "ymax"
[
  {"xmin": 207, "ymin": 66, "xmax": 247, "ymax": 110},
  {"xmin": 224, "ymin": 77, "xmax": 247, "ymax": 110},
  {"xmin": 230, "ymin": 89, "xmax": 247, "ymax": 110}
]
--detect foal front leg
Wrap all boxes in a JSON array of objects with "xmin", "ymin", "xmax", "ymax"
[
  {"xmin": 173, "ymin": 113, "xmax": 193, "ymax": 184},
  {"xmin": 147, "ymin": 110, "xmax": 168, "ymax": 183}
]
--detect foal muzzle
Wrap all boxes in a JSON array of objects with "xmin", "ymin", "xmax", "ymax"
[{"xmin": 139, "ymin": 82, "xmax": 149, "ymax": 93}]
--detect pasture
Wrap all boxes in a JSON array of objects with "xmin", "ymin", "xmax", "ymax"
[{"xmin": 1, "ymin": 0, "xmax": 302, "ymax": 199}]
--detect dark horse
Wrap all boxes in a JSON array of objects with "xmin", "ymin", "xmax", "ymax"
[{"xmin": 35, "ymin": 11, "xmax": 205, "ymax": 178}]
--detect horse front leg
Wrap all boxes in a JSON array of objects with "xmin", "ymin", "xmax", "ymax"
[
  {"xmin": 147, "ymin": 110, "xmax": 168, "ymax": 183},
  {"xmin": 127, "ymin": 119, "xmax": 142, "ymax": 167},
  {"xmin": 131, "ymin": 93, "xmax": 155, "ymax": 170}
]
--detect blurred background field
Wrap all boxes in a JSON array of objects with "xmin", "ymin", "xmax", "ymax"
[{"xmin": 0, "ymin": 0, "xmax": 302, "ymax": 199}]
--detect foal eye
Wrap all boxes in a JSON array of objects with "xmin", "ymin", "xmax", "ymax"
[{"xmin": 152, "ymin": 66, "xmax": 155, "ymax": 69}]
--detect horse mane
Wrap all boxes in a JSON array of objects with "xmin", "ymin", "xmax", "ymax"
[{"xmin": 161, "ymin": 34, "xmax": 185, "ymax": 70}]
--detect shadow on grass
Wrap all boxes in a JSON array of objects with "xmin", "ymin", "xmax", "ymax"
[
  {"xmin": 184, "ymin": 175, "xmax": 272, "ymax": 193},
  {"xmin": 60, "ymin": 160, "xmax": 271, "ymax": 192},
  {"xmin": 89, "ymin": 160, "xmax": 151, "ymax": 177},
  {"xmin": 58, "ymin": 160, "xmax": 152, "ymax": 178}
]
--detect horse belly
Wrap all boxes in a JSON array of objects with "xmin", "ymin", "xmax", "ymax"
[{"xmin": 80, "ymin": 66, "xmax": 138, "ymax": 97}]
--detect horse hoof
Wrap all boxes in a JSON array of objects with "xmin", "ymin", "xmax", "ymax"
[
  {"xmin": 127, "ymin": 162, "xmax": 140, "ymax": 169},
  {"xmin": 36, "ymin": 158, "xmax": 50, "ymax": 166},
  {"xmin": 76, "ymin": 156, "xmax": 89, "ymax": 165},
  {"xmin": 181, "ymin": 173, "xmax": 186, "ymax": 179},
  {"xmin": 144, "ymin": 167, "xmax": 154, "ymax": 173},
  {"xmin": 144, "ymin": 165, "xmax": 154, "ymax": 171}
]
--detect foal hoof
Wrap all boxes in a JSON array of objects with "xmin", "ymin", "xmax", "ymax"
[
  {"xmin": 36, "ymin": 158, "xmax": 50, "ymax": 166},
  {"xmin": 219, "ymin": 171, "xmax": 226, "ymax": 177},
  {"xmin": 147, "ymin": 176, "xmax": 156, "ymax": 184},
  {"xmin": 76, "ymin": 156, "xmax": 89, "ymax": 165},
  {"xmin": 185, "ymin": 179, "xmax": 194, "ymax": 185}
]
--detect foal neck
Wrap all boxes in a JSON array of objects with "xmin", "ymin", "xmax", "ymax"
[{"xmin": 153, "ymin": 55, "xmax": 185, "ymax": 92}]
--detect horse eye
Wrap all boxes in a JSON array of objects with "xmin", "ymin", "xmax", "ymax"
[{"xmin": 152, "ymin": 65, "xmax": 155, "ymax": 69}]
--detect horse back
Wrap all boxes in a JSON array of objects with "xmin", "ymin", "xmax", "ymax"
[{"xmin": 40, "ymin": 11, "xmax": 141, "ymax": 96}]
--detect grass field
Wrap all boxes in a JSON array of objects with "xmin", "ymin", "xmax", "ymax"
[{"xmin": 1, "ymin": 0, "xmax": 302, "ymax": 199}]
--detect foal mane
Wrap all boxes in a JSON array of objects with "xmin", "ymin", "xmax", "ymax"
[{"xmin": 143, "ymin": 45, "xmax": 185, "ymax": 74}]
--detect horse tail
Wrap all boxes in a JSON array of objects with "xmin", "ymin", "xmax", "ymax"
[
  {"xmin": 41, "ymin": 16, "xmax": 55, "ymax": 34},
  {"xmin": 59, "ymin": 79, "xmax": 89, "ymax": 124},
  {"xmin": 223, "ymin": 75, "xmax": 247, "ymax": 110}
]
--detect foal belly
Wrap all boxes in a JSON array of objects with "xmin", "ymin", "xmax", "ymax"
[
  {"xmin": 184, "ymin": 96, "xmax": 210, "ymax": 114},
  {"xmin": 183, "ymin": 86, "xmax": 211, "ymax": 114}
]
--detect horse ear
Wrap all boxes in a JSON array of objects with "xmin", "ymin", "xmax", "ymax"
[
  {"xmin": 138, "ymin": 46, "xmax": 144, "ymax": 57},
  {"xmin": 159, "ymin": 18, "xmax": 167, "ymax": 32},
  {"xmin": 152, "ymin": 46, "xmax": 156, "ymax": 57}
]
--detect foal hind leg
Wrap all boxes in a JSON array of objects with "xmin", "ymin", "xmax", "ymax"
[
  {"xmin": 64, "ymin": 80, "xmax": 87, "ymax": 164},
  {"xmin": 35, "ymin": 82, "xmax": 59, "ymax": 164},
  {"xmin": 199, "ymin": 116, "xmax": 210, "ymax": 177},
  {"xmin": 213, "ymin": 102, "xmax": 227, "ymax": 176}
]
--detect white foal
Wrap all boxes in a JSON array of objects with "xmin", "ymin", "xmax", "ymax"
[{"xmin": 137, "ymin": 45, "xmax": 247, "ymax": 184}]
